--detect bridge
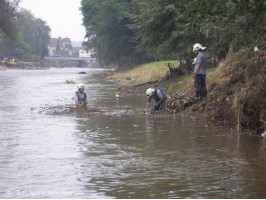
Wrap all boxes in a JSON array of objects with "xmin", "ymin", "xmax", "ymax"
[
  {"xmin": 44, "ymin": 57, "xmax": 96, "ymax": 61},
  {"xmin": 44, "ymin": 57, "xmax": 97, "ymax": 67}
]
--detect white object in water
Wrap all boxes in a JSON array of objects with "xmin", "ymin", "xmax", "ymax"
[{"xmin": 115, "ymin": 92, "xmax": 120, "ymax": 98}]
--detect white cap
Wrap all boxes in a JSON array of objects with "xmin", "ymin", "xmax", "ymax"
[{"xmin": 77, "ymin": 83, "xmax": 85, "ymax": 89}]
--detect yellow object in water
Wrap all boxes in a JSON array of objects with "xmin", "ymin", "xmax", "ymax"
[{"xmin": 9, "ymin": 59, "xmax": 15, "ymax": 65}]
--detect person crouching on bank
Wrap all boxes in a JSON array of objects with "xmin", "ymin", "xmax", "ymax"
[{"xmin": 145, "ymin": 88, "xmax": 167, "ymax": 111}]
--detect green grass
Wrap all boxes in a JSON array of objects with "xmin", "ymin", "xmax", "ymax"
[{"xmin": 108, "ymin": 60, "xmax": 179, "ymax": 86}]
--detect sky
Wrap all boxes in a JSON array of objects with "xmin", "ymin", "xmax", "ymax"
[{"xmin": 20, "ymin": 0, "xmax": 86, "ymax": 42}]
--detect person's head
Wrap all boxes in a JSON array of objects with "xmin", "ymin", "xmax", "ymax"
[
  {"xmin": 77, "ymin": 83, "xmax": 85, "ymax": 93},
  {"xmin": 146, "ymin": 88, "xmax": 155, "ymax": 97},
  {"xmin": 193, "ymin": 43, "xmax": 207, "ymax": 54}
]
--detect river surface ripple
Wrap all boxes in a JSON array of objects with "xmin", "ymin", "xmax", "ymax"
[{"xmin": 0, "ymin": 68, "xmax": 265, "ymax": 198}]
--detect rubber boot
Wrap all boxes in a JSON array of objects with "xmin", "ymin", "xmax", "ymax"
[
  {"xmin": 196, "ymin": 91, "xmax": 202, "ymax": 100},
  {"xmin": 201, "ymin": 89, "xmax": 207, "ymax": 98}
]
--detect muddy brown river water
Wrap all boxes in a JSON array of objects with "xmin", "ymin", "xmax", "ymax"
[{"xmin": 0, "ymin": 68, "xmax": 266, "ymax": 198}]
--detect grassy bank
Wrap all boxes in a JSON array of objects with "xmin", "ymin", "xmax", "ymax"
[
  {"xmin": 107, "ymin": 49, "xmax": 265, "ymax": 135},
  {"xmin": 107, "ymin": 60, "xmax": 179, "ymax": 87}
]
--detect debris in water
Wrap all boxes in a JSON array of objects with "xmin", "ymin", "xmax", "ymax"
[
  {"xmin": 65, "ymin": 80, "xmax": 76, "ymax": 84},
  {"xmin": 115, "ymin": 92, "xmax": 120, "ymax": 98},
  {"xmin": 32, "ymin": 104, "xmax": 175, "ymax": 118},
  {"xmin": 34, "ymin": 104, "xmax": 104, "ymax": 116}
]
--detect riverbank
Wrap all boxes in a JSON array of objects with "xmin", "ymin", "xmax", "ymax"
[
  {"xmin": 0, "ymin": 60, "xmax": 50, "ymax": 70},
  {"xmin": 106, "ymin": 49, "xmax": 266, "ymax": 135}
]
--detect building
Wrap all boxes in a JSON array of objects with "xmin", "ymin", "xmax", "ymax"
[
  {"xmin": 48, "ymin": 38, "xmax": 57, "ymax": 56},
  {"xmin": 48, "ymin": 37, "xmax": 95, "ymax": 58},
  {"xmin": 79, "ymin": 48, "xmax": 95, "ymax": 58},
  {"xmin": 48, "ymin": 37, "xmax": 72, "ymax": 56},
  {"xmin": 72, "ymin": 47, "xmax": 80, "ymax": 57}
]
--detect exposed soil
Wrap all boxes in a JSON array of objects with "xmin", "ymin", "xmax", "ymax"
[
  {"xmin": 103, "ymin": 49, "xmax": 266, "ymax": 135},
  {"xmin": 0, "ymin": 60, "xmax": 51, "ymax": 70}
]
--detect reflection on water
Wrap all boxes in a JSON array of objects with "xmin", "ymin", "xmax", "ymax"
[{"xmin": 0, "ymin": 68, "xmax": 265, "ymax": 198}]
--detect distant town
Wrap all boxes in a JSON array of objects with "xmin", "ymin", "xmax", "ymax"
[{"xmin": 48, "ymin": 37, "xmax": 95, "ymax": 58}]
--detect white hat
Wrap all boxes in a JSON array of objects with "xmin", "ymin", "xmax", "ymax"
[
  {"xmin": 77, "ymin": 83, "xmax": 85, "ymax": 89},
  {"xmin": 146, "ymin": 88, "xmax": 155, "ymax": 96},
  {"xmin": 193, "ymin": 43, "xmax": 207, "ymax": 51}
]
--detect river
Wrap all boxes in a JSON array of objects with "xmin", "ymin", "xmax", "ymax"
[{"xmin": 0, "ymin": 68, "xmax": 265, "ymax": 198}]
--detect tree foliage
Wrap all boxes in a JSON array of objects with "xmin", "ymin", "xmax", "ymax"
[
  {"xmin": 16, "ymin": 9, "xmax": 51, "ymax": 58},
  {"xmin": 80, "ymin": 0, "xmax": 266, "ymax": 68},
  {"xmin": 0, "ymin": 9, "xmax": 51, "ymax": 61},
  {"xmin": 0, "ymin": 0, "xmax": 20, "ymax": 39},
  {"xmin": 81, "ymin": 0, "xmax": 141, "ymax": 67},
  {"xmin": 130, "ymin": 0, "xmax": 199, "ymax": 61},
  {"xmin": 185, "ymin": 0, "xmax": 266, "ymax": 57}
]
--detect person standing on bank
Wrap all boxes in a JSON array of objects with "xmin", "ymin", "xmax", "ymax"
[
  {"xmin": 75, "ymin": 83, "xmax": 88, "ymax": 107},
  {"xmin": 193, "ymin": 43, "xmax": 208, "ymax": 99},
  {"xmin": 146, "ymin": 88, "xmax": 167, "ymax": 111}
]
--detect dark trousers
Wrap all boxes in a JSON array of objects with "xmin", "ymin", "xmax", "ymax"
[
  {"xmin": 154, "ymin": 101, "xmax": 166, "ymax": 110},
  {"xmin": 195, "ymin": 74, "xmax": 207, "ymax": 98}
]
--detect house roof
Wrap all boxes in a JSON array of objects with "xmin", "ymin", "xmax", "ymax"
[
  {"xmin": 61, "ymin": 38, "xmax": 71, "ymax": 44},
  {"xmin": 49, "ymin": 37, "xmax": 72, "ymax": 47}
]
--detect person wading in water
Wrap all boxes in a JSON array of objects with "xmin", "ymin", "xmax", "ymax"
[{"xmin": 75, "ymin": 83, "xmax": 88, "ymax": 107}]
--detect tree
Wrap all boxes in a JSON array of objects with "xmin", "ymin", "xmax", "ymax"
[
  {"xmin": 81, "ymin": 0, "xmax": 142, "ymax": 67},
  {"xmin": 185, "ymin": 0, "xmax": 266, "ymax": 57},
  {"xmin": 131, "ymin": 0, "xmax": 266, "ymax": 62},
  {"xmin": 0, "ymin": 9, "xmax": 51, "ymax": 61},
  {"xmin": 56, "ymin": 40, "xmax": 61, "ymax": 54},
  {"xmin": 130, "ymin": 0, "xmax": 207, "ymax": 69},
  {"xmin": 0, "ymin": 0, "xmax": 20, "ymax": 39},
  {"xmin": 16, "ymin": 10, "xmax": 51, "ymax": 58},
  {"xmin": 81, "ymin": 0, "xmax": 266, "ymax": 68},
  {"xmin": 0, "ymin": 32, "xmax": 33, "ymax": 60}
]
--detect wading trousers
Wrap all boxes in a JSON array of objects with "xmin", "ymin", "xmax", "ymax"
[{"xmin": 195, "ymin": 74, "xmax": 207, "ymax": 98}]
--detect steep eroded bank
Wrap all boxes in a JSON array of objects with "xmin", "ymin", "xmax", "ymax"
[{"xmin": 105, "ymin": 49, "xmax": 266, "ymax": 135}]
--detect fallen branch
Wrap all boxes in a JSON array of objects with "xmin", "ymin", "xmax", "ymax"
[{"xmin": 129, "ymin": 80, "xmax": 158, "ymax": 88}]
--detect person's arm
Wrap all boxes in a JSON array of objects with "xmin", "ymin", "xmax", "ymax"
[
  {"xmin": 146, "ymin": 102, "xmax": 150, "ymax": 109},
  {"xmin": 75, "ymin": 99, "xmax": 80, "ymax": 105},
  {"xmin": 75, "ymin": 93, "xmax": 81, "ymax": 105},
  {"xmin": 194, "ymin": 63, "xmax": 201, "ymax": 74},
  {"xmin": 157, "ymin": 98, "xmax": 164, "ymax": 105},
  {"xmin": 146, "ymin": 96, "xmax": 152, "ymax": 109}
]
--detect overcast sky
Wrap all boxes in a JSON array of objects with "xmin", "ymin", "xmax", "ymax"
[{"xmin": 20, "ymin": 0, "xmax": 86, "ymax": 41}]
